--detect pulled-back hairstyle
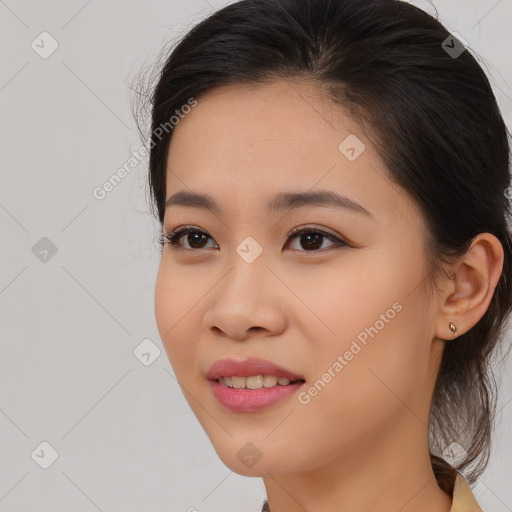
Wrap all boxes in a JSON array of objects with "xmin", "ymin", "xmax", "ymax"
[{"xmin": 137, "ymin": 0, "xmax": 512, "ymax": 492}]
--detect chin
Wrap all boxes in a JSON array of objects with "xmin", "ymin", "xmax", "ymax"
[
  {"xmin": 211, "ymin": 441, "xmax": 297, "ymax": 477},
  {"xmin": 223, "ymin": 457, "xmax": 288, "ymax": 477}
]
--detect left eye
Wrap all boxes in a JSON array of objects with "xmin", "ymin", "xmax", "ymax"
[
  {"xmin": 286, "ymin": 227, "xmax": 347, "ymax": 251},
  {"xmin": 160, "ymin": 226, "xmax": 348, "ymax": 252}
]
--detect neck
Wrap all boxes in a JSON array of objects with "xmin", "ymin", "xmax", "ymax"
[{"xmin": 262, "ymin": 416, "xmax": 453, "ymax": 512}]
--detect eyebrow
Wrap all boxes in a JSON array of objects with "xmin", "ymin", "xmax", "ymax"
[{"xmin": 165, "ymin": 190, "xmax": 374, "ymax": 218}]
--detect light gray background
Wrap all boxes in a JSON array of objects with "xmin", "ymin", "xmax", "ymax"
[{"xmin": 0, "ymin": 0, "xmax": 511, "ymax": 510}]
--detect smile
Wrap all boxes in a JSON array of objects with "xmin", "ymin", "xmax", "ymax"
[{"xmin": 217, "ymin": 375, "xmax": 304, "ymax": 389}]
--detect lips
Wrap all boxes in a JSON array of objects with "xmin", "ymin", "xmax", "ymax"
[{"xmin": 206, "ymin": 357, "xmax": 305, "ymax": 382}]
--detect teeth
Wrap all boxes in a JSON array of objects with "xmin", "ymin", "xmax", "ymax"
[
  {"xmin": 218, "ymin": 375, "xmax": 295, "ymax": 389},
  {"xmin": 231, "ymin": 376, "xmax": 246, "ymax": 389},
  {"xmin": 246, "ymin": 375, "xmax": 263, "ymax": 389},
  {"xmin": 263, "ymin": 375, "xmax": 278, "ymax": 387}
]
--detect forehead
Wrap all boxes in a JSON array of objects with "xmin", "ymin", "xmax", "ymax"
[
  {"xmin": 167, "ymin": 79, "xmax": 356, "ymax": 175},
  {"xmin": 164, "ymin": 79, "xmax": 422, "ymax": 227}
]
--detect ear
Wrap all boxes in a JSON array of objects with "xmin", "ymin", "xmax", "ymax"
[{"xmin": 434, "ymin": 233, "xmax": 504, "ymax": 341}]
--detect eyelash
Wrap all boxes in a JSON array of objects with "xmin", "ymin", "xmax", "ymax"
[{"xmin": 159, "ymin": 225, "xmax": 349, "ymax": 253}]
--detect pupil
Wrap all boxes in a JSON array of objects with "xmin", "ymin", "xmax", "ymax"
[
  {"xmin": 302, "ymin": 233, "xmax": 321, "ymax": 250},
  {"xmin": 189, "ymin": 233, "xmax": 207, "ymax": 248}
]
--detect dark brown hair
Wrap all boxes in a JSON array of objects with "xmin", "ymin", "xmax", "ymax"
[{"xmin": 136, "ymin": 0, "xmax": 512, "ymax": 492}]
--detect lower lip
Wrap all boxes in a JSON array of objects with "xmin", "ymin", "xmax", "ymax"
[{"xmin": 209, "ymin": 379, "xmax": 304, "ymax": 412}]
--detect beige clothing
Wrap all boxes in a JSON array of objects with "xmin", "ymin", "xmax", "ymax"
[{"xmin": 451, "ymin": 473, "xmax": 483, "ymax": 512}]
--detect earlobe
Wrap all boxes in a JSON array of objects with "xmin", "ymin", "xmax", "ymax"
[{"xmin": 434, "ymin": 233, "xmax": 504, "ymax": 341}]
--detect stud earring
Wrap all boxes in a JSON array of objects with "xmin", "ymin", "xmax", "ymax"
[{"xmin": 449, "ymin": 322, "xmax": 457, "ymax": 336}]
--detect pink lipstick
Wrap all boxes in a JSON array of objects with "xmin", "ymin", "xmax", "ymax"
[{"xmin": 206, "ymin": 357, "xmax": 305, "ymax": 412}]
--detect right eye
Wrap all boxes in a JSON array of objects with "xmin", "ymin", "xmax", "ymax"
[{"xmin": 160, "ymin": 226, "xmax": 217, "ymax": 251}]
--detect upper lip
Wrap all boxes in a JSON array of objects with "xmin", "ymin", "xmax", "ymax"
[{"xmin": 206, "ymin": 357, "xmax": 305, "ymax": 381}]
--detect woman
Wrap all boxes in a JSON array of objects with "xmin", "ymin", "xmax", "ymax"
[{"xmin": 142, "ymin": 0, "xmax": 512, "ymax": 510}]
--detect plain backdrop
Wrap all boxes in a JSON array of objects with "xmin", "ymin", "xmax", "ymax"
[{"xmin": 0, "ymin": 0, "xmax": 511, "ymax": 510}]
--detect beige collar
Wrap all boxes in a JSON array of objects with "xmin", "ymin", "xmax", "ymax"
[{"xmin": 450, "ymin": 473, "xmax": 482, "ymax": 512}]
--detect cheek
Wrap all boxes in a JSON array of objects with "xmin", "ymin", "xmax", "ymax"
[
  {"xmin": 154, "ymin": 262, "xmax": 200, "ymax": 378},
  {"xmin": 285, "ymin": 254, "xmax": 406, "ymax": 351},
  {"xmin": 291, "ymin": 252, "xmax": 431, "ymax": 427},
  {"xmin": 285, "ymin": 307, "xmax": 430, "ymax": 471}
]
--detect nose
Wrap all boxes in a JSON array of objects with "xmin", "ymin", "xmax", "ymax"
[{"xmin": 202, "ymin": 255, "xmax": 287, "ymax": 341}]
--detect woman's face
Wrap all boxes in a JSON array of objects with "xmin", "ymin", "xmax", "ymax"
[{"xmin": 155, "ymin": 79, "xmax": 445, "ymax": 476}]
